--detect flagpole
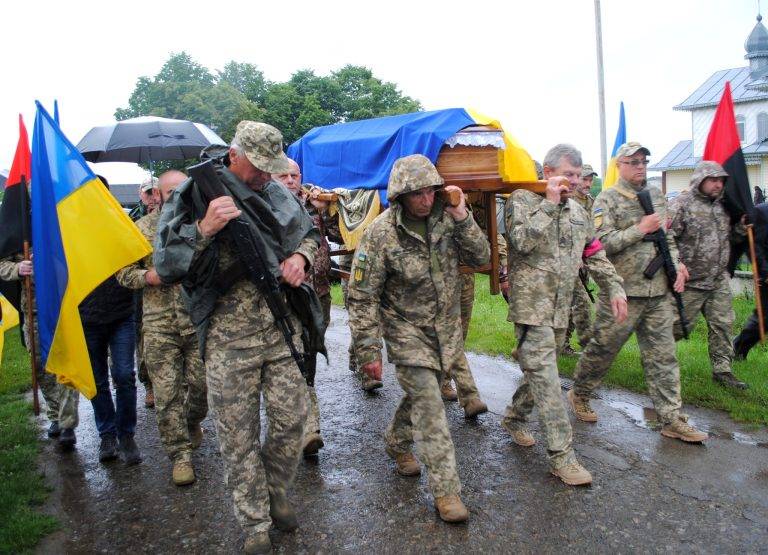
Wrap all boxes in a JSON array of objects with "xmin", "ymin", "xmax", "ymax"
[
  {"xmin": 19, "ymin": 175, "xmax": 39, "ymax": 416},
  {"xmin": 747, "ymin": 225, "xmax": 766, "ymax": 343},
  {"xmin": 594, "ymin": 0, "xmax": 608, "ymax": 177}
]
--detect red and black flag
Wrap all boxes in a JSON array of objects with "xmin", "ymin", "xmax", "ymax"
[
  {"xmin": 0, "ymin": 115, "xmax": 32, "ymax": 312},
  {"xmin": 703, "ymin": 81, "xmax": 755, "ymax": 273}
]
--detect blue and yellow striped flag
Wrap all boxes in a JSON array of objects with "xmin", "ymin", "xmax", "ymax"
[
  {"xmin": 0, "ymin": 294, "xmax": 20, "ymax": 365},
  {"xmin": 603, "ymin": 102, "xmax": 626, "ymax": 190},
  {"xmin": 31, "ymin": 102, "xmax": 152, "ymax": 398}
]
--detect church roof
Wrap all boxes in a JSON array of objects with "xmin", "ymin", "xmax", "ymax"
[
  {"xmin": 650, "ymin": 139, "xmax": 765, "ymax": 171},
  {"xmin": 673, "ymin": 66, "xmax": 768, "ymax": 111}
]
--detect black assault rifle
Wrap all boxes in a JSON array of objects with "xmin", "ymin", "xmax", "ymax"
[
  {"xmin": 188, "ymin": 160, "xmax": 311, "ymax": 383},
  {"xmin": 636, "ymin": 188, "xmax": 689, "ymax": 339}
]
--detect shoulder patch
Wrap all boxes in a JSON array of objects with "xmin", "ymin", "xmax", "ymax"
[
  {"xmin": 353, "ymin": 252, "xmax": 368, "ymax": 283},
  {"xmin": 593, "ymin": 207, "xmax": 603, "ymax": 228}
]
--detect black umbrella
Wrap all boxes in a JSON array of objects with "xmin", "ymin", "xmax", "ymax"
[{"xmin": 76, "ymin": 116, "xmax": 226, "ymax": 164}]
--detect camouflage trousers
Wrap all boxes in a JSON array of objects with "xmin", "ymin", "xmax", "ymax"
[
  {"xmin": 25, "ymin": 321, "xmax": 79, "ymax": 428},
  {"xmin": 205, "ymin": 322, "xmax": 308, "ymax": 535},
  {"xmin": 440, "ymin": 273, "xmax": 482, "ymax": 406},
  {"xmin": 574, "ymin": 295, "xmax": 682, "ymax": 424},
  {"xmin": 305, "ymin": 291, "xmax": 331, "ymax": 437},
  {"xmin": 672, "ymin": 279, "xmax": 734, "ymax": 376},
  {"xmin": 385, "ymin": 365, "xmax": 461, "ymax": 498},
  {"xmin": 564, "ymin": 277, "xmax": 593, "ymax": 349},
  {"xmin": 143, "ymin": 329, "xmax": 207, "ymax": 463},
  {"xmin": 502, "ymin": 325, "xmax": 576, "ymax": 469},
  {"xmin": 342, "ymin": 278, "xmax": 356, "ymax": 372}
]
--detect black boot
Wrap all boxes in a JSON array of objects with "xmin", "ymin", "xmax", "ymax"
[
  {"xmin": 58, "ymin": 428, "xmax": 77, "ymax": 451},
  {"xmin": 47, "ymin": 421, "xmax": 61, "ymax": 438},
  {"xmin": 713, "ymin": 372, "xmax": 749, "ymax": 390},
  {"xmin": 99, "ymin": 434, "xmax": 119, "ymax": 462},
  {"xmin": 269, "ymin": 490, "xmax": 298, "ymax": 531},
  {"xmin": 118, "ymin": 435, "xmax": 142, "ymax": 465}
]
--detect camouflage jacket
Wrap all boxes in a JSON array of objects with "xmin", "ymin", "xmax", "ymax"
[
  {"xmin": 0, "ymin": 254, "xmax": 31, "ymax": 314},
  {"xmin": 505, "ymin": 190, "xmax": 624, "ymax": 328},
  {"xmin": 593, "ymin": 178, "xmax": 680, "ymax": 297},
  {"xmin": 348, "ymin": 200, "xmax": 490, "ymax": 372},
  {"xmin": 115, "ymin": 210, "xmax": 195, "ymax": 336}
]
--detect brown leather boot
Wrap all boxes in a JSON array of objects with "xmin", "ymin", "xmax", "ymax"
[
  {"xmin": 144, "ymin": 387, "xmax": 155, "ymax": 408},
  {"xmin": 463, "ymin": 398, "xmax": 488, "ymax": 419},
  {"xmin": 434, "ymin": 494, "xmax": 469, "ymax": 523},
  {"xmin": 172, "ymin": 460, "xmax": 195, "ymax": 486},
  {"xmin": 386, "ymin": 447, "xmax": 421, "ymax": 476},
  {"xmin": 567, "ymin": 390, "xmax": 598, "ymax": 422},
  {"xmin": 440, "ymin": 380, "xmax": 458, "ymax": 401}
]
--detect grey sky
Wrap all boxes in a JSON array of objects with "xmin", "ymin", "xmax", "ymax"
[{"xmin": 0, "ymin": 0, "xmax": 759, "ymax": 183}]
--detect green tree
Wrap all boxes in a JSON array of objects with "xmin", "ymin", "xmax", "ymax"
[{"xmin": 218, "ymin": 61, "xmax": 270, "ymax": 104}]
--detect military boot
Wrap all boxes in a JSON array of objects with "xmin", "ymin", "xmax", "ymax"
[
  {"xmin": 660, "ymin": 415, "xmax": 708, "ymax": 443},
  {"xmin": 463, "ymin": 398, "xmax": 488, "ymax": 419},
  {"xmin": 713, "ymin": 372, "xmax": 748, "ymax": 390},
  {"xmin": 58, "ymin": 428, "xmax": 77, "ymax": 451},
  {"xmin": 434, "ymin": 494, "xmax": 469, "ymax": 523},
  {"xmin": 189, "ymin": 423, "xmax": 204, "ymax": 449},
  {"xmin": 440, "ymin": 380, "xmax": 458, "ymax": 401},
  {"xmin": 551, "ymin": 461, "xmax": 593, "ymax": 486},
  {"xmin": 119, "ymin": 435, "xmax": 142, "ymax": 465},
  {"xmin": 269, "ymin": 491, "xmax": 298, "ymax": 532},
  {"xmin": 567, "ymin": 390, "xmax": 597, "ymax": 422},
  {"xmin": 500, "ymin": 419, "xmax": 535, "ymax": 447},
  {"xmin": 144, "ymin": 386, "xmax": 155, "ymax": 408},
  {"xmin": 244, "ymin": 531, "xmax": 271, "ymax": 554},
  {"xmin": 302, "ymin": 432, "xmax": 324, "ymax": 458},
  {"xmin": 386, "ymin": 446, "xmax": 421, "ymax": 476},
  {"xmin": 173, "ymin": 460, "xmax": 196, "ymax": 486},
  {"xmin": 361, "ymin": 374, "xmax": 383, "ymax": 392}
]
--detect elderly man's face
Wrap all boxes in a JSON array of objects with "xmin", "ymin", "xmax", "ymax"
[
  {"xmin": 273, "ymin": 162, "xmax": 302, "ymax": 196},
  {"xmin": 543, "ymin": 157, "xmax": 581, "ymax": 195},
  {"xmin": 229, "ymin": 147, "xmax": 271, "ymax": 190},
  {"xmin": 618, "ymin": 152, "xmax": 649, "ymax": 186},
  {"xmin": 401, "ymin": 187, "xmax": 436, "ymax": 219}
]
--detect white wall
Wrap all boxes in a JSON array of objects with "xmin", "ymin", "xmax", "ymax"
[
  {"xmin": 691, "ymin": 100, "xmax": 768, "ymax": 156},
  {"xmin": 665, "ymin": 169, "xmax": 693, "ymax": 193}
]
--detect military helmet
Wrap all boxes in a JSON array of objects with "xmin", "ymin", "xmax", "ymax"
[{"xmin": 386, "ymin": 154, "xmax": 444, "ymax": 202}]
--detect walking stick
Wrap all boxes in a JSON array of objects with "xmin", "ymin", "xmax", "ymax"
[
  {"xmin": 746, "ymin": 224, "xmax": 765, "ymax": 344},
  {"xmin": 20, "ymin": 176, "xmax": 39, "ymax": 415}
]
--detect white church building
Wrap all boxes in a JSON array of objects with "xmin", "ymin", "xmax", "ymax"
[{"xmin": 652, "ymin": 15, "xmax": 768, "ymax": 195}]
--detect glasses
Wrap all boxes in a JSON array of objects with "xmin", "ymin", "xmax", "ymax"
[{"xmin": 619, "ymin": 159, "xmax": 649, "ymax": 167}]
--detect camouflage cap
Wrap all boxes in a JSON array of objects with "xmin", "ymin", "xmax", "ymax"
[
  {"xmin": 140, "ymin": 176, "xmax": 159, "ymax": 192},
  {"xmin": 581, "ymin": 164, "xmax": 598, "ymax": 178},
  {"xmin": 691, "ymin": 160, "xmax": 728, "ymax": 188},
  {"xmin": 387, "ymin": 154, "xmax": 444, "ymax": 202},
  {"xmin": 615, "ymin": 141, "xmax": 651, "ymax": 159},
  {"xmin": 233, "ymin": 121, "xmax": 291, "ymax": 174}
]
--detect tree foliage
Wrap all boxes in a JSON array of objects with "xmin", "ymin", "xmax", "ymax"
[{"xmin": 116, "ymin": 53, "xmax": 422, "ymax": 146}]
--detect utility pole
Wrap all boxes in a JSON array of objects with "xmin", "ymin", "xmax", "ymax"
[{"xmin": 595, "ymin": 0, "xmax": 607, "ymax": 177}]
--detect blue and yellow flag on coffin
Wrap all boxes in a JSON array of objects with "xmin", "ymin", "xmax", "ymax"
[
  {"xmin": 0, "ymin": 294, "xmax": 20, "ymax": 365},
  {"xmin": 603, "ymin": 102, "xmax": 626, "ymax": 190},
  {"xmin": 31, "ymin": 102, "xmax": 152, "ymax": 398}
]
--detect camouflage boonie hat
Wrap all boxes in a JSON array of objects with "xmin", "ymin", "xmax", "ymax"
[
  {"xmin": 691, "ymin": 160, "xmax": 728, "ymax": 188},
  {"xmin": 233, "ymin": 121, "xmax": 291, "ymax": 174},
  {"xmin": 615, "ymin": 141, "xmax": 651, "ymax": 159},
  {"xmin": 581, "ymin": 164, "xmax": 598, "ymax": 178},
  {"xmin": 387, "ymin": 154, "xmax": 444, "ymax": 202}
]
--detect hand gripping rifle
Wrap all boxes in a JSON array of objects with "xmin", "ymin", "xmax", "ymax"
[
  {"xmin": 188, "ymin": 160, "xmax": 310, "ymax": 382},
  {"xmin": 636, "ymin": 189, "xmax": 689, "ymax": 339}
]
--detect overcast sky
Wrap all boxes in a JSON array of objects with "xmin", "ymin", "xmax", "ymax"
[{"xmin": 0, "ymin": 0, "xmax": 761, "ymax": 183}]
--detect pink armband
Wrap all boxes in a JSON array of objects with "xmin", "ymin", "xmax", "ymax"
[{"xmin": 582, "ymin": 237, "xmax": 603, "ymax": 258}]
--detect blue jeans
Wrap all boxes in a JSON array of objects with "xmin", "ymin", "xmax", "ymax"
[{"xmin": 84, "ymin": 316, "xmax": 137, "ymax": 439}]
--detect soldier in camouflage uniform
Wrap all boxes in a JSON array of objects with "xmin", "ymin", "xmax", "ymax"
[
  {"xmin": 669, "ymin": 161, "xmax": 748, "ymax": 389},
  {"xmin": 438, "ymin": 194, "xmax": 502, "ymax": 417},
  {"xmin": 562, "ymin": 164, "xmax": 599, "ymax": 355},
  {"xmin": 272, "ymin": 158, "xmax": 331, "ymax": 457},
  {"xmin": 570, "ymin": 142, "xmax": 708, "ymax": 443},
  {"xmin": 0, "ymin": 257, "xmax": 80, "ymax": 448},
  {"xmin": 117, "ymin": 170, "xmax": 208, "ymax": 486},
  {"xmin": 348, "ymin": 154, "xmax": 489, "ymax": 523},
  {"xmin": 502, "ymin": 144, "xmax": 627, "ymax": 486},
  {"xmin": 154, "ymin": 121, "xmax": 321, "ymax": 554}
]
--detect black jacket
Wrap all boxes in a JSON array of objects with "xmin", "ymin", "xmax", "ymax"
[{"xmin": 79, "ymin": 275, "xmax": 134, "ymax": 326}]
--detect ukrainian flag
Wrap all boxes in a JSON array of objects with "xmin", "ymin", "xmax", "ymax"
[
  {"xmin": 0, "ymin": 294, "xmax": 20, "ymax": 366},
  {"xmin": 31, "ymin": 102, "xmax": 152, "ymax": 398},
  {"xmin": 603, "ymin": 102, "xmax": 626, "ymax": 190}
]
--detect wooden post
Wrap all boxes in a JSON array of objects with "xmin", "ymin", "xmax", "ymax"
[
  {"xmin": 20, "ymin": 176, "xmax": 39, "ymax": 416},
  {"xmin": 484, "ymin": 192, "xmax": 500, "ymax": 294},
  {"xmin": 747, "ymin": 224, "xmax": 765, "ymax": 343}
]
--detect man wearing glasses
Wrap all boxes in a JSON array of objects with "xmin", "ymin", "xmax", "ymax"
[{"xmin": 569, "ymin": 142, "xmax": 708, "ymax": 443}]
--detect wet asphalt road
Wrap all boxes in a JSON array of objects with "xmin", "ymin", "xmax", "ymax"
[{"xmin": 37, "ymin": 307, "xmax": 768, "ymax": 554}]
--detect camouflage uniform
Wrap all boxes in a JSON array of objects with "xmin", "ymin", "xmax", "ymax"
[
  {"xmin": 502, "ymin": 190, "xmax": 624, "ymax": 468},
  {"xmin": 348, "ymin": 155, "xmax": 490, "ymax": 498},
  {"xmin": 573, "ymin": 176, "xmax": 685, "ymax": 424},
  {"xmin": 116, "ymin": 210, "xmax": 207, "ymax": 464},
  {"xmin": 564, "ymin": 190, "xmax": 596, "ymax": 349},
  {"xmin": 669, "ymin": 161, "xmax": 743, "ymax": 378},
  {"xmin": 154, "ymin": 121, "xmax": 318, "ymax": 536},
  {"xmin": 0, "ymin": 256, "xmax": 79, "ymax": 428}
]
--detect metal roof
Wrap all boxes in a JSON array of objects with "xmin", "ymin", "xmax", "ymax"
[
  {"xmin": 650, "ymin": 139, "xmax": 765, "ymax": 171},
  {"xmin": 673, "ymin": 67, "xmax": 768, "ymax": 111}
]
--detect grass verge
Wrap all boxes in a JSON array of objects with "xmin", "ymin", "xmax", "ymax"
[
  {"xmin": 332, "ymin": 275, "xmax": 768, "ymax": 425},
  {"xmin": 0, "ymin": 327, "xmax": 58, "ymax": 553}
]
